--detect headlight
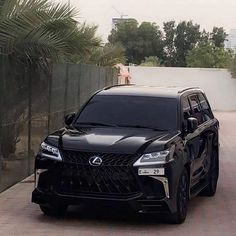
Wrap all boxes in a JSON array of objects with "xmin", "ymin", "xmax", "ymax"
[
  {"xmin": 133, "ymin": 146, "xmax": 175, "ymax": 166},
  {"xmin": 39, "ymin": 142, "xmax": 62, "ymax": 161}
]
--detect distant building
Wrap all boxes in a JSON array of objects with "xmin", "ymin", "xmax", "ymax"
[
  {"xmin": 225, "ymin": 29, "xmax": 236, "ymax": 52},
  {"xmin": 112, "ymin": 18, "xmax": 135, "ymax": 30}
]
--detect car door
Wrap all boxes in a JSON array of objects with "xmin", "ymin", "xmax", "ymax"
[
  {"xmin": 197, "ymin": 92, "xmax": 216, "ymax": 176},
  {"xmin": 182, "ymin": 94, "xmax": 207, "ymax": 186}
]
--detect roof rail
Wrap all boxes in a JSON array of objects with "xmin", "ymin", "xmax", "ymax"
[
  {"xmin": 103, "ymin": 84, "xmax": 135, "ymax": 90},
  {"xmin": 178, "ymin": 87, "xmax": 200, "ymax": 93}
]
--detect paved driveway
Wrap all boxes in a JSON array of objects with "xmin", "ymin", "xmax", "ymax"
[{"xmin": 0, "ymin": 112, "xmax": 236, "ymax": 236}]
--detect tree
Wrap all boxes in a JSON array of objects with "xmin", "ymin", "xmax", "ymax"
[
  {"xmin": 108, "ymin": 18, "xmax": 229, "ymax": 68},
  {"xmin": 83, "ymin": 43, "xmax": 126, "ymax": 66},
  {"xmin": 163, "ymin": 20, "xmax": 176, "ymax": 66},
  {"xmin": 108, "ymin": 19, "xmax": 139, "ymax": 64},
  {"xmin": 0, "ymin": 0, "xmax": 100, "ymax": 160},
  {"xmin": 229, "ymin": 56, "xmax": 236, "ymax": 79},
  {"xmin": 213, "ymin": 48, "xmax": 233, "ymax": 68},
  {"xmin": 200, "ymin": 29, "xmax": 210, "ymax": 44},
  {"xmin": 136, "ymin": 22, "xmax": 163, "ymax": 63},
  {"xmin": 140, "ymin": 56, "xmax": 161, "ymax": 67},
  {"xmin": 108, "ymin": 19, "xmax": 163, "ymax": 65},
  {"xmin": 0, "ymin": 0, "xmax": 100, "ymax": 70},
  {"xmin": 186, "ymin": 42, "xmax": 232, "ymax": 68},
  {"xmin": 174, "ymin": 21, "xmax": 201, "ymax": 67},
  {"xmin": 163, "ymin": 20, "xmax": 203, "ymax": 67},
  {"xmin": 211, "ymin": 27, "xmax": 227, "ymax": 48}
]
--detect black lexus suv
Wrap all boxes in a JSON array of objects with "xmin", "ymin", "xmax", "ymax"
[{"xmin": 32, "ymin": 85, "xmax": 219, "ymax": 224}]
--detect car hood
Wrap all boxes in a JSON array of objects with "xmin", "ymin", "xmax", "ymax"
[{"xmin": 45, "ymin": 127, "xmax": 180, "ymax": 154}]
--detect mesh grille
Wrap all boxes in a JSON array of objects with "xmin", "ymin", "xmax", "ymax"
[
  {"xmin": 59, "ymin": 150, "xmax": 140, "ymax": 196},
  {"xmin": 61, "ymin": 150, "xmax": 136, "ymax": 166}
]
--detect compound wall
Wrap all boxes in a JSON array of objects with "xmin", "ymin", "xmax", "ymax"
[{"xmin": 129, "ymin": 66, "xmax": 236, "ymax": 111}]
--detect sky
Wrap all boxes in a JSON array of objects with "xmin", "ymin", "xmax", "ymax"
[{"xmin": 56, "ymin": 0, "xmax": 236, "ymax": 41}]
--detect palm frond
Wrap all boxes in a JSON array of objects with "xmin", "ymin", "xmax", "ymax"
[
  {"xmin": 83, "ymin": 43, "xmax": 126, "ymax": 66},
  {"xmin": 0, "ymin": 0, "xmax": 49, "ymax": 19},
  {"xmin": 0, "ymin": 0, "xmax": 101, "ymax": 70}
]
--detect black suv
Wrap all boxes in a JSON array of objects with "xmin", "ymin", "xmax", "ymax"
[{"xmin": 32, "ymin": 85, "xmax": 219, "ymax": 224}]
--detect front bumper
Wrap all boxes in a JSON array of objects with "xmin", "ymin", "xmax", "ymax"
[
  {"xmin": 32, "ymin": 151, "xmax": 184, "ymax": 214},
  {"xmin": 32, "ymin": 188, "xmax": 172, "ymax": 214}
]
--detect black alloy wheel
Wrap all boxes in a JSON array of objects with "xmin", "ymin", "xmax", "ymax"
[
  {"xmin": 200, "ymin": 148, "xmax": 219, "ymax": 197},
  {"xmin": 170, "ymin": 169, "xmax": 189, "ymax": 224}
]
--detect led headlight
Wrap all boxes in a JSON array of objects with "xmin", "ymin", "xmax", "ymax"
[
  {"xmin": 134, "ymin": 146, "xmax": 175, "ymax": 166},
  {"xmin": 39, "ymin": 142, "xmax": 62, "ymax": 161}
]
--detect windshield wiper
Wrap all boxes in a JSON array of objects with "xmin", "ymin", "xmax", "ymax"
[
  {"xmin": 117, "ymin": 124, "xmax": 166, "ymax": 131},
  {"xmin": 76, "ymin": 122, "xmax": 117, "ymax": 127}
]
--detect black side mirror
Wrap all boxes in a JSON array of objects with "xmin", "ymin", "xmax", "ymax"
[
  {"xmin": 64, "ymin": 112, "xmax": 76, "ymax": 127},
  {"xmin": 187, "ymin": 117, "xmax": 198, "ymax": 133}
]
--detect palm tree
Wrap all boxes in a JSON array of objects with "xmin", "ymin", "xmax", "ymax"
[
  {"xmin": 0, "ymin": 0, "xmax": 100, "ymax": 162},
  {"xmin": 72, "ymin": 44, "xmax": 126, "ymax": 67},
  {"xmin": 80, "ymin": 43, "xmax": 126, "ymax": 66},
  {"xmin": 0, "ymin": 0, "xmax": 100, "ymax": 69}
]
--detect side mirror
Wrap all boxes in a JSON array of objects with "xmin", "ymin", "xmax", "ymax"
[
  {"xmin": 64, "ymin": 112, "xmax": 76, "ymax": 127},
  {"xmin": 187, "ymin": 117, "xmax": 198, "ymax": 133}
]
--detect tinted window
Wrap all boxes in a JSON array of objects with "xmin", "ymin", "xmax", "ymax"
[
  {"xmin": 198, "ymin": 93, "xmax": 213, "ymax": 121},
  {"xmin": 182, "ymin": 97, "xmax": 191, "ymax": 131},
  {"xmin": 189, "ymin": 95, "xmax": 204, "ymax": 125},
  {"xmin": 76, "ymin": 95, "xmax": 178, "ymax": 131}
]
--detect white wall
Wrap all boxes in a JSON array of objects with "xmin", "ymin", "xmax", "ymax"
[{"xmin": 128, "ymin": 66, "xmax": 236, "ymax": 111}]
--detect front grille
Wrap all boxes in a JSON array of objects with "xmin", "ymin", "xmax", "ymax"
[
  {"xmin": 62, "ymin": 151, "xmax": 136, "ymax": 166},
  {"xmin": 59, "ymin": 150, "xmax": 140, "ymax": 196}
]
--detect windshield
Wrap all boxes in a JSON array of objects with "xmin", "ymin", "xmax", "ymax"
[{"xmin": 75, "ymin": 95, "xmax": 178, "ymax": 131}]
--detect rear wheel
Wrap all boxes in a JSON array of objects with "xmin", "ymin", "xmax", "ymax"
[
  {"xmin": 39, "ymin": 204, "xmax": 67, "ymax": 217},
  {"xmin": 200, "ymin": 148, "xmax": 219, "ymax": 197},
  {"xmin": 169, "ymin": 169, "xmax": 189, "ymax": 224}
]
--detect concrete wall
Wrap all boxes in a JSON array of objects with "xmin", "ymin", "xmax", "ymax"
[{"xmin": 128, "ymin": 66, "xmax": 236, "ymax": 111}]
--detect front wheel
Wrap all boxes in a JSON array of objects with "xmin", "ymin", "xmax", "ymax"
[
  {"xmin": 169, "ymin": 169, "xmax": 189, "ymax": 224},
  {"xmin": 200, "ymin": 148, "xmax": 219, "ymax": 197}
]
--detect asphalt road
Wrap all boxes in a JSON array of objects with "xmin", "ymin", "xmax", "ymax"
[{"xmin": 0, "ymin": 112, "xmax": 236, "ymax": 236}]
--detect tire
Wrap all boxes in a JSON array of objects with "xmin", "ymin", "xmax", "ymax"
[
  {"xmin": 39, "ymin": 204, "xmax": 67, "ymax": 217},
  {"xmin": 200, "ymin": 148, "xmax": 219, "ymax": 197},
  {"xmin": 169, "ymin": 169, "xmax": 189, "ymax": 224}
]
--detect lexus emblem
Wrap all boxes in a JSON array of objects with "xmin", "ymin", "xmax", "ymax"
[{"xmin": 89, "ymin": 156, "xmax": 103, "ymax": 166}]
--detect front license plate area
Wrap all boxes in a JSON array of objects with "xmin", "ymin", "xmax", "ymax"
[{"xmin": 138, "ymin": 168, "xmax": 164, "ymax": 176}]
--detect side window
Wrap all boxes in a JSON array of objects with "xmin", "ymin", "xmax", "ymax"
[
  {"xmin": 198, "ymin": 93, "xmax": 213, "ymax": 121},
  {"xmin": 182, "ymin": 97, "xmax": 191, "ymax": 131},
  {"xmin": 189, "ymin": 95, "xmax": 204, "ymax": 125}
]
